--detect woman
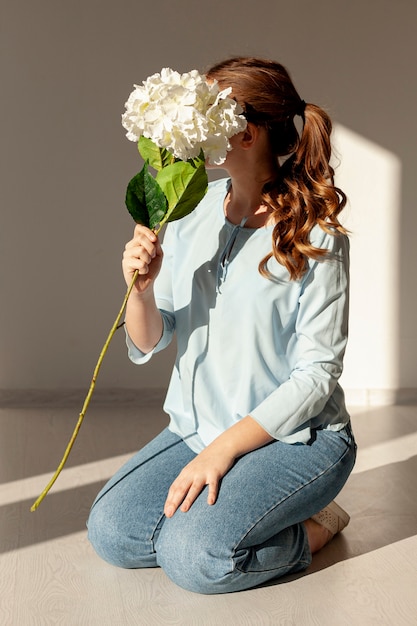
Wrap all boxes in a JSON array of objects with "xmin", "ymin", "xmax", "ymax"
[{"xmin": 88, "ymin": 57, "xmax": 356, "ymax": 594}]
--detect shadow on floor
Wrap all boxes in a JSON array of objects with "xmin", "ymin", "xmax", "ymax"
[
  {"xmin": 1, "ymin": 401, "xmax": 416, "ymax": 592},
  {"xmin": 1, "ymin": 454, "xmax": 416, "ymax": 572}
]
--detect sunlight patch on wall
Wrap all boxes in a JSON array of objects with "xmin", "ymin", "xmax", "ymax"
[{"xmin": 332, "ymin": 124, "xmax": 402, "ymax": 405}]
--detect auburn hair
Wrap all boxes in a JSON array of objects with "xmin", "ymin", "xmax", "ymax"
[{"xmin": 206, "ymin": 57, "xmax": 347, "ymax": 280}]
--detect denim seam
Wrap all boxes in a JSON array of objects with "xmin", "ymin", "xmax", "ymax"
[
  {"xmin": 149, "ymin": 511, "xmax": 166, "ymax": 554},
  {"xmin": 232, "ymin": 440, "xmax": 354, "ymax": 574}
]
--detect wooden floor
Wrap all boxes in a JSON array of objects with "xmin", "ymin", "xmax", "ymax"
[{"xmin": 1, "ymin": 392, "xmax": 416, "ymax": 625}]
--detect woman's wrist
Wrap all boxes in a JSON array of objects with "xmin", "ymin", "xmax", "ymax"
[
  {"xmin": 127, "ymin": 282, "xmax": 155, "ymax": 301},
  {"xmin": 125, "ymin": 287, "xmax": 163, "ymax": 353},
  {"xmin": 208, "ymin": 416, "xmax": 274, "ymax": 460}
]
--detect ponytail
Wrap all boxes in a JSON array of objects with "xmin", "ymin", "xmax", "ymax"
[{"xmin": 259, "ymin": 103, "xmax": 347, "ymax": 281}]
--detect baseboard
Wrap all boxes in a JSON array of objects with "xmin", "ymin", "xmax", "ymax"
[
  {"xmin": 0, "ymin": 387, "xmax": 167, "ymax": 408},
  {"xmin": 1, "ymin": 387, "xmax": 416, "ymax": 409},
  {"xmin": 344, "ymin": 387, "xmax": 417, "ymax": 406}
]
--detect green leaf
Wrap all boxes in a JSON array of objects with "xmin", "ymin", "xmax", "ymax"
[
  {"xmin": 125, "ymin": 163, "xmax": 168, "ymax": 229},
  {"xmin": 125, "ymin": 155, "xmax": 207, "ymax": 231},
  {"xmin": 156, "ymin": 159, "xmax": 208, "ymax": 225},
  {"xmin": 138, "ymin": 136, "xmax": 173, "ymax": 171},
  {"xmin": 143, "ymin": 164, "xmax": 168, "ymax": 230},
  {"xmin": 125, "ymin": 168, "xmax": 149, "ymax": 226}
]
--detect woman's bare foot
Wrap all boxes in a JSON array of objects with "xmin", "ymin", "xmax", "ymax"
[{"xmin": 304, "ymin": 518, "xmax": 333, "ymax": 554}]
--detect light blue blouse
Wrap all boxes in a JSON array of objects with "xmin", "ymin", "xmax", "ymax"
[{"xmin": 126, "ymin": 177, "xmax": 350, "ymax": 453}]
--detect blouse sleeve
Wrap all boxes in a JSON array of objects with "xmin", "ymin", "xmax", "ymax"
[{"xmin": 250, "ymin": 231, "xmax": 350, "ymax": 440}]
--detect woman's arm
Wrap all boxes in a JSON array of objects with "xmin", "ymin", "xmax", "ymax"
[
  {"xmin": 164, "ymin": 415, "xmax": 274, "ymax": 517},
  {"xmin": 122, "ymin": 225, "xmax": 164, "ymax": 353},
  {"xmin": 249, "ymin": 231, "xmax": 350, "ymax": 440}
]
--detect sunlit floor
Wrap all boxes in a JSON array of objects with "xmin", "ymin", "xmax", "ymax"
[{"xmin": 1, "ymin": 392, "xmax": 416, "ymax": 625}]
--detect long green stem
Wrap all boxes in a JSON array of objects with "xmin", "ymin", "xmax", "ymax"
[{"xmin": 30, "ymin": 268, "xmax": 140, "ymax": 512}]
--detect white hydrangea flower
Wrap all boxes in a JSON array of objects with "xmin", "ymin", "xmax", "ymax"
[
  {"xmin": 122, "ymin": 68, "xmax": 247, "ymax": 164},
  {"xmin": 202, "ymin": 87, "xmax": 247, "ymax": 164}
]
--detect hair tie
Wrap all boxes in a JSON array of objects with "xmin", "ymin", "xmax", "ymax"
[{"xmin": 296, "ymin": 99, "xmax": 306, "ymax": 117}]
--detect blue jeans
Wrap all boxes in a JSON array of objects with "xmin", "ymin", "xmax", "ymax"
[{"xmin": 87, "ymin": 425, "xmax": 356, "ymax": 594}]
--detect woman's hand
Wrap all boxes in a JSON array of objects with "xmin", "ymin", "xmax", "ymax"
[
  {"xmin": 164, "ymin": 445, "xmax": 236, "ymax": 518},
  {"xmin": 164, "ymin": 417, "xmax": 274, "ymax": 518},
  {"xmin": 122, "ymin": 224, "xmax": 163, "ymax": 295}
]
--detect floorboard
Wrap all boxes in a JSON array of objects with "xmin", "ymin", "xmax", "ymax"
[{"xmin": 1, "ymin": 396, "xmax": 416, "ymax": 625}]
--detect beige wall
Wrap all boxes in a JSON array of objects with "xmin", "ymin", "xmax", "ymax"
[{"xmin": 1, "ymin": 0, "xmax": 416, "ymax": 402}]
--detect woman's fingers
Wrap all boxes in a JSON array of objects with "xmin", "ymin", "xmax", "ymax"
[
  {"xmin": 164, "ymin": 474, "xmax": 194, "ymax": 518},
  {"xmin": 206, "ymin": 481, "xmax": 218, "ymax": 506},
  {"xmin": 164, "ymin": 474, "xmax": 220, "ymax": 518},
  {"xmin": 179, "ymin": 482, "xmax": 205, "ymax": 513},
  {"xmin": 122, "ymin": 225, "xmax": 163, "ymax": 288},
  {"xmin": 125, "ymin": 229, "xmax": 156, "ymax": 265},
  {"xmin": 123, "ymin": 245, "xmax": 152, "ymax": 274}
]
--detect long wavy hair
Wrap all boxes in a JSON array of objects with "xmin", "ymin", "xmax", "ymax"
[{"xmin": 206, "ymin": 57, "xmax": 347, "ymax": 281}]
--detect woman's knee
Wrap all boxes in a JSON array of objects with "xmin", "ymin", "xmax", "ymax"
[
  {"xmin": 156, "ymin": 522, "xmax": 232, "ymax": 594},
  {"xmin": 87, "ymin": 502, "xmax": 156, "ymax": 569},
  {"xmin": 87, "ymin": 503, "xmax": 128, "ymax": 567}
]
